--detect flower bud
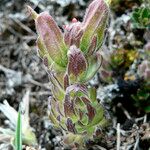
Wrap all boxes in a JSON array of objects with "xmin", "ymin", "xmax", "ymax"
[
  {"xmin": 64, "ymin": 20, "xmax": 83, "ymax": 47},
  {"xmin": 63, "ymin": 0, "xmax": 109, "ymax": 54}
]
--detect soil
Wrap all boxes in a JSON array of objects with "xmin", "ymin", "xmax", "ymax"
[{"xmin": 0, "ymin": 0, "xmax": 149, "ymax": 150}]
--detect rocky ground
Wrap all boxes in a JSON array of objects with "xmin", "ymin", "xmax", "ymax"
[{"xmin": 0, "ymin": 0, "xmax": 149, "ymax": 150}]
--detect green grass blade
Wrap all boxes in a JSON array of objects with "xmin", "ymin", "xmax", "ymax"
[{"xmin": 15, "ymin": 111, "xmax": 22, "ymax": 150}]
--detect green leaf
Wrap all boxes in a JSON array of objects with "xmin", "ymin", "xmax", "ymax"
[
  {"xmin": 14, "ymin": 111, "xmax": 22, "ymax": 150},
  {"xmin": 36, "ymin": 12, "xmax": 68, "ymax": 67},
  {"xmin": 89, "ymin": 87, "xmax": 97, "ymax": 103},
  {"xmin": 80, "ymin": 0, "xmax": 109, "ymax": 53},
  {"xmin": 131, "ymin": 6, "xmax": 150, "ymax": 29},
  {"xmin": 137, "ymin": 90, "xmax": 150, "ymax": 100},
  {"xmin": 141, "ymin": 7, "xmax": 149, "ymax": 18},
  {"xmin": 79, "ymin": 53, "xmax": 102, "ymax": 82},
  {"xmin": 144, "ymin": 106, "xmax": 150, "ymax": 113}
]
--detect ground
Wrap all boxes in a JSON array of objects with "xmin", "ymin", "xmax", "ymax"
[{"xmin": 0, "ymin": 0, "xmax": 149, "ymax": 150}]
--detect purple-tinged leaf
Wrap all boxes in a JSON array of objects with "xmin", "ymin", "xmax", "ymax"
[
  {"xmin": 35, "ymin": 12, "xmax": 68, "ymax": 67},
  {"xmin": 87, "ymin": 36, "xmax": 97, "ymax": 55},
  {"xmin": 64, "ymin": 21, "xmax": 83, "ymax": 47},
  {"xmin": 81, "ymin": 97, "xmax": 90, "ymax": 105},
  {"xmin": 43, "ymin": 56, "xmax": 49, "ymax": 67},
  {"xmin": 64, "ymin": 94, "xmax": 75, "ymax": 117},
  {"xmin": 64, "ymin": 74, "xmax": 69, "ymax": 90},
  {"xmin": 86, "ymin": 103, "xmax": 96, "ymax": 122},
  {"xmin": 66, "ymin": 118, "xmax": 77, "ymax": 133},
  {"xmin": 57, "ymin": 115, "xmax": 61, "ymax": 122},
  {"xmin": 79, "ymin": 52, "xmax": 103, "ymax": 82},
  {"xmin": 67, "ymin": 45, "xmax": 87, "ymax": 77},
  {"xmin": 66, "ymin": 84, "xmax": 88, "ymax": 95},
  {"xmin": 79, "ymin": 109, "xmax": 83, "ymax": 120}
]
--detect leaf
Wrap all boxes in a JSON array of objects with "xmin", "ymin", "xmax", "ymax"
[
  {"xmin": 35, "ymin": 12, "xmax": 68, "ymax": 67},
  {"xmin": 80, "ymin": 0, "xmax": 109, "ymax": 53},
  {"xmin": 89, "ymin": 87, "xmax": 97, "ymax": 103},
  {"xmin": 144, "ymin": 106, "xmax": 150, "ymax": 113},
  {"xmin": 36, "ymin": 36, "xmax": 48, "ymax": 58},
  {"xmin": 14, "ymin": 111, "xmax": 22, "ymax": 150},
  {"xmin": 67, "ymin": 45, "xmax": 87, "ymax": 77},
  {"xmin": 131, "ymin": 7, "xmax": 150, "ymax": 28},
  {"xmin": 64, "ymin": 21, "xmax": 83, "ymax": 47},
  {"xmin": 79, "ymin": 52, "xmax": 102, "ymax": 82},
  {"xmin": 0, "ymin": 100, "xmax": 18, "ymax": 129}
]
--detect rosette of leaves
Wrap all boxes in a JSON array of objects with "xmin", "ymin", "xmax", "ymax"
[
  {"xmin": 28, "ymin": 0, "xmax": 110, "ymax": 148},
  {"xmin": 49, "ymin": 84, "xmax": 108, "ymax": 148},
  {"xmin": 131, "ymin": 6, "xmax": 150, "ymax": 29}
]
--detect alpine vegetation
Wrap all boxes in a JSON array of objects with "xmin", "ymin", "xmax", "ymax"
[{"xmin": 28, "ymin": 0, "xmax": 110, "ymax": 148}]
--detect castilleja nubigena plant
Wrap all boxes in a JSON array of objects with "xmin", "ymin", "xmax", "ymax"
[{"xmin": 28, "ymin": 0, "xmax": 110, "ymax": 148}]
